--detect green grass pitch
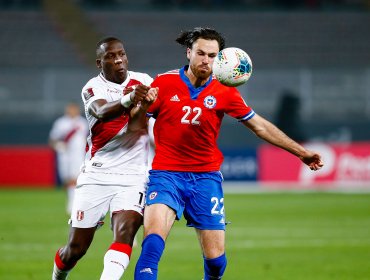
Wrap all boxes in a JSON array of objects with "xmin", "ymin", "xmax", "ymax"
[{"xmin": 0, "ymin": 188, "xmax": 369, "ymax": 279}]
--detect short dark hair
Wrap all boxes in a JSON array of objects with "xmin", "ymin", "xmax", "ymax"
[
  {"xmin": 176, "ymin": 27, "xmax": 226, "ymax": 50},
  {"xmin": 96, "ymin": 37, "xmax": 122, "ymax": 58}
]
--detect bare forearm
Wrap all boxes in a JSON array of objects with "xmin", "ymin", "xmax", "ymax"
[
  {"xmin": 128, "ymin": 105, "xmax": 148, "ymax": 131},
  {"xmin": 244, "ymin": 114, "xmax": 324, "ymax": 170},
  {"xmin": 256, "ymin": 122, "xmax": 306, "ymax": 157},
  {"xmin": 128, "ymin": 87, "xmax": 158, "ymax": 131},
  {"xmin": 89, "ymin": 99, "xmax": 126, "ymax": 121},
  {"xmin": 243, "ymin": 114, "xmax": 306, "ymax": 158}
]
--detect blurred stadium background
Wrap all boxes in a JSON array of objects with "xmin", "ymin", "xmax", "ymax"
[
  {"xmin": 0, "ymin": 0, "xmax": 370, "ymax": 279},
  {"xmin": 1, "ymin": 0, "xmax": 370, "ymax": 189}
]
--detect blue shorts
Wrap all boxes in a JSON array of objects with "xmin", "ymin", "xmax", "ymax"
[{"xmin": 146, "ymin": 170, "xmax": 226, "ymax": 230}]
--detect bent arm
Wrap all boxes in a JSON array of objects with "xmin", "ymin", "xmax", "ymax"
[
  {"xmin": 88, "ymin": 84, "xmax": 151, "ymax": 122},
  {"xmin": 129, "ymin": 105, "xmax": 149, "ymax": 131},
  {"xmin": 128, "ymin": 87, "xmax": 158, "ymax": 132},
  {"xmin": 89, "ymin": 99, "xmax": 126, "ymax": 121}
]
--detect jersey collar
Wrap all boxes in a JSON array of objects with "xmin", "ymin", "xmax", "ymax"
[
  {"xmin": 99, "ymin": 72, "xmax": 131, "ymax": 89},
  {"xmin": 180, "ymin": 66, "xmax": 213, "ymax": 100}
]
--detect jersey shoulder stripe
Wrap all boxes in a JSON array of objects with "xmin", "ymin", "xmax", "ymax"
[{"xmin": 156, "ymin": 69, "xmax": 180, "ymax": 77}]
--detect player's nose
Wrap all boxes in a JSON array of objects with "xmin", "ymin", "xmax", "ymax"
[{"xmin": 114, "ymin": 58, "xmax": 123, "ymax": 64}]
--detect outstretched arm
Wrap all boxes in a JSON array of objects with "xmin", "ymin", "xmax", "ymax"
[{"xmin": 242, "ymin": 114, "xmax": 324, "ymax": 171}]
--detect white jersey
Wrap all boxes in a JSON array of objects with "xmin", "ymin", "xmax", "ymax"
[
  {"xmin": 77, "ymin": 71, "xmax": 153, "ymax": 187},
  {"xmin": 49, "ymin": 114, "xmax": 88, "ymax": 181}
]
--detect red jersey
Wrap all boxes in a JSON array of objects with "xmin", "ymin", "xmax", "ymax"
[{"xmin": 149, "ymin": 66, "xmax": 255, "ymax": 172}]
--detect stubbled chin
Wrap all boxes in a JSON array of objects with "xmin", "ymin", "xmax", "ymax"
[
  {"xmin": 197, "ymin": 71, "xmax": 210, "ymax": 79},
  {"xmin": 198, "ymin": 66, "xmax": 209, "ymax": 72}
]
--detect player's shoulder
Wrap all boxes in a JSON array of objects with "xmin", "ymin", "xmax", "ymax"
[
  {"xmin": 82, "ymin": 75, "xmax": 103, "ymax": 91},
  {"xmin": 210, "ymin": 78, "xmax": 240, "ymax": 95},
  {"xmin": 211, "ymin": 75, "xmax": 236, "ymax": 89},
  {"xmin": 54, "ymin": 115, "xmax": 71, "ymax": 128},
  {"xmin": 128, "ymin": 71, "xmax": 153, "ymax": 86},
  {"xmin": 52, "ymin": 116, "xmax": 65, "ymax": 126},
  {"xmin": 161, "ymin": 69, "xmax": 180, "ymax": 75},
  {"xmin": 156, "ymin": 69, "xmax": 180, "ymax": 78},
  {"xmin": 153, "ymin": 69, "xmax": 180, "ymax": 83}
]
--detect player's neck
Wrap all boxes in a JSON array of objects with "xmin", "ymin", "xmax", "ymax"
[{"xmin": 184, "ymin": 68, "xmax": 208, "ymax": 88}]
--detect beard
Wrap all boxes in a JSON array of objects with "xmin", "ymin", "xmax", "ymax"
[{"xmin": 190, "ymin": 64, "xmax": 212, "ymax": 80}]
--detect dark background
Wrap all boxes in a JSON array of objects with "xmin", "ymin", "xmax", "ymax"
[{"xmin": 0, "ymin": 0, "xmax": 369, "ymax": 148}]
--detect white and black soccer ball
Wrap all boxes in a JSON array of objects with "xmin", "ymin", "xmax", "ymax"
[{"xmin": 212, "ymin": 47, "xmax": 253, "ymax": 87}]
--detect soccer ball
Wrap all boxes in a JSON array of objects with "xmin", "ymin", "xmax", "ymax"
[{"xmin": 212, "ymin": 47, "xmax": 253, "ymax": 87}]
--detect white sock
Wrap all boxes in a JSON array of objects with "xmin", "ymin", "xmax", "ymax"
[
  {"xmin": 52, "ymin": 249, "xmax": 75, "ymax": 280},
  {"xmin": 52, "ymin": 262, "xmax": 70, "ymax": 280},
  {"xmin": 100, "ymin": 243, "xmax": 131, "ymax": 280}
]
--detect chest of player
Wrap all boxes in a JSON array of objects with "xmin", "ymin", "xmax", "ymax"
[
  {"xmin": 159, "ymin": 88, "xmax": 225, "ymax": 127},
  {"xmin": 100, "ymin": 87, "xmax": 125, "ymax": 102},
  {"xmin": 101, "ymin": 81, "xmax": 140, "ymax": 103}
]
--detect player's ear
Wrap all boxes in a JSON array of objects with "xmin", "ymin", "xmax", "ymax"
[
  {"xmin": 186, "ymin": 48, "xmax": 191, "ymax": 60},
  {"xmin": 96, "ymin": 59, "xmax": 102, "ymax": 69}
]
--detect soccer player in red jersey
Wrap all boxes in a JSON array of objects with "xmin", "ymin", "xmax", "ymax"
[
  {"xmin": 134, "ymin": 27, "xmax": 324, "ymax": 280},
  {"xmin": 52, "ymin": 37, "xmax": 157, "ymax": 280}
]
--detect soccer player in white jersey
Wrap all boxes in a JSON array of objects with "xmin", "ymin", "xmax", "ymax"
[
  {"xmin": 52, "ymin": 37, "xmax": 158, "ymax": 280},
  {"xmin": 49, "ymin": 103, "xmax": 88, "ymax": 215}
]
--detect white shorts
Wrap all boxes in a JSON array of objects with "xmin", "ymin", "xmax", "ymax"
[{"xmin": 69, "ymin": 183, "xmax": 146, "ymax": 228}]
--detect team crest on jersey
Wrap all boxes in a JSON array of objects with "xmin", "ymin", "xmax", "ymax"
[
  {"xmin": 203, "ymin": 95, "xmax": 217, "ymax": 109},
  {"xmin": 77, "ymin": 210, "xmax": 84, "ymax": 221},
  {"xmin": 83, "ymin": 88, "xmax": 94, "ymax": 101},
  {"xmin": 149, "ymin": 192, "xmax": 157, "ymax": 200}
]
